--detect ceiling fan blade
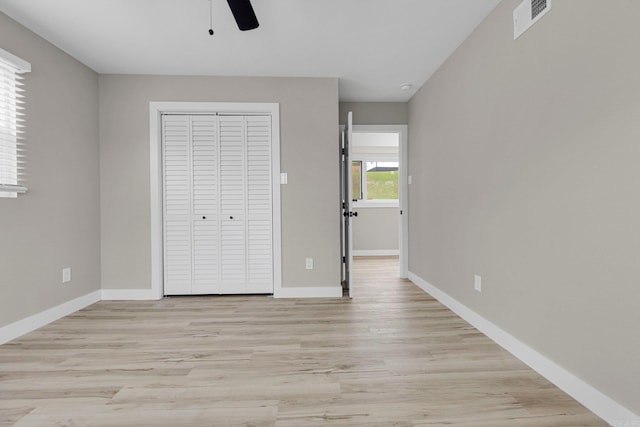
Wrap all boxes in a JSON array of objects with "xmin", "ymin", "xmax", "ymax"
[{"xmin": 226, "ymin": 0, "xmax": 259, "ymax": 31}]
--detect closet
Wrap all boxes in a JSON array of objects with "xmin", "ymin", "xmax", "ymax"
[{"xmin": 162, "ymin": 113, "xmax": 273, "ymax": 295}]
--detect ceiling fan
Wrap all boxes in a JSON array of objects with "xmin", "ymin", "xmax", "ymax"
[{"xmin": 209, "ymin": 0, "xmax": 259, "ymax": 35}]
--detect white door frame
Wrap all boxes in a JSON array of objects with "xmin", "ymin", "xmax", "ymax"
[
  {"xmin": 347, "ymin": 124, "xmax": 409, "ymax": 278},
  {"xmin": 149, "ymin": 102, "xmax": 282, "ymax": 298}
]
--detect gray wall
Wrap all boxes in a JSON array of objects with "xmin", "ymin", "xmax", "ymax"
[
  {"xmin": 0, "ymin": 13, "xmax": 101, "ymax": 326},
  {"xmin": 339, "ymin": 102, "xmax": 408, "ymax": 125},
  {"xmin": 408, "ymin": 0, "xmax": 640, "ymax": 414},
  {"xmin": 352, "ymin": 207, "xmax": 398, "ymax": 252},
  {"xmin": 99, "ymin": 75, "xmax": 340, "ymax": 290}
]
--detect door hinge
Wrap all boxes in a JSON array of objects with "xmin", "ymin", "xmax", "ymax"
[
  {"xmin": 341, "ymin": 148, "xmax": 345, "ymax": 155},
  {"xmin": 342, "ymin": 256, "xmax": 346, "ymax": 263}
]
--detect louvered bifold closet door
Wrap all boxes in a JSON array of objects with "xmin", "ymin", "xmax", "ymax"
[
  {"xmin": 219, "ymin": 116, "xmax": 247, "ymax": 294},
  {"xmin": 163, "ymin": 113, "xmax": 274, "ymax": 296},
  {"xmin": 191, "ymin": 115, "xmax": 220, "ymax": 294},
  {"xmin": 162, "ymin": 115, "xmax": 192, "ymax": 295},
  {"xmin": 245, "ymin": 116, "xmax": 273, "ymax": 293}
]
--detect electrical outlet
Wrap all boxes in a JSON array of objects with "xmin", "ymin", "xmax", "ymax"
[
  {"xmin": 305, "ymin": 258, "xmax": 314, "ymax": 270},
  {"xmin": 474, "ymin": 275, "xmax": 482, "ymax": 292},
  {"xmin": 62, "ymin": 267, "xmax": 72, "ymax": 284}
]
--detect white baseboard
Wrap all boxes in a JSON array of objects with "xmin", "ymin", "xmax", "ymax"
[
  {"xmin": 101, "ymin": 289, "xmax": 160, "ymax": 300},
  {"xmin": 407, "ymin": 271, "xmax": 640, "ymax": 426},
  {"xmin": 0, "ymin": 290, "xmax": 101, "ymax": 345},
  {"xmin": 2, "ymin": 284, "xmax": 339, "ymax": 344},
  {"xmin": 353, "ymin": 249, "xmax": 399, "ymax": 257},
  {"xmin": 274, "ymin": 286, "xmax": 342, "ymax": 298}
]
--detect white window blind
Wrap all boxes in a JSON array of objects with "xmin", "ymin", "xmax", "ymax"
[{"xmin": 0, "ymin": 48, "xmax": 30, "ymax": 198}]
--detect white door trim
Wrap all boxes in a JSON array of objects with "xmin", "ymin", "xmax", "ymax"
[{"xmin": 150, "ymin": 102, "xmax": 282, "ymax": 299}]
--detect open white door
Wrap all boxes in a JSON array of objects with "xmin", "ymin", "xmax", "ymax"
[{"xmin": 340, "ymin": 112, "xmax": 355, "ymax": 297}]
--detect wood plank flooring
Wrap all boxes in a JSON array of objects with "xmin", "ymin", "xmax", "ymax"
[{"xmin": 1, "ymin": 257, "xmax": 606, "ymax": 426}]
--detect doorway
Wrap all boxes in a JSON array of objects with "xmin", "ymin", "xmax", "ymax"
[{"xmin": 341, "ymin": 119, "xmax": 408, "ymax": 297}]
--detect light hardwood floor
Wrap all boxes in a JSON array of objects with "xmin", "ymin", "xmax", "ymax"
[{"xmin": 1, "ymin": 257, "xmax": 606, "ymax": 426}]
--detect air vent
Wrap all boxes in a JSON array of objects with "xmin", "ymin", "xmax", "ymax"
[
  {"xmin": 514, "ymin": 0, "xmax": 552, "ymax": 39},
  {"xmin": 531, "ymin": 0, "xmax": 547, "ymax": 19}
]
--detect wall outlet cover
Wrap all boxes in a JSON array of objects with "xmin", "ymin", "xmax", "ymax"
[
  {"xmin": 474, "ymin": 275, "xmax": 482, "ymax": 292},
  {"xmin": 62, "ymin": 267, "xmax": 72, "ymax": 283}
]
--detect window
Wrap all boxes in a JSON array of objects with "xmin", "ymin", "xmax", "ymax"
[
  {"xmin": 0, "ymin": 48, "xmax": 30, "ymax": 198},
  {"xmin": 351, "ymin": 131, "xmax": 400, "ymax": 207},
  {"xmin": 352, "ymin": 160, "xmax": 399, "ymax": 203}
]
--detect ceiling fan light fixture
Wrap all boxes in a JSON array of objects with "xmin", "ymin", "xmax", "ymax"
[{"xmin": 226, "ymin": 0, "xmax": 260, "ymax": 31}]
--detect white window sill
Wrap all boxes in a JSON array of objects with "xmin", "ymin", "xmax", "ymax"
[
  {"xmin": 353, "ymin": 201, "xmax": 399, "ymax": 208},
  {"xmin": 0, "ymin": 184, "xmax": 28, "ymax": 198}
]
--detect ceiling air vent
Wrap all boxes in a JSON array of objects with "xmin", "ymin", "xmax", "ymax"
[{"xmin": 514, "ymin": 0, "xmax": 551, "ymax": 39}]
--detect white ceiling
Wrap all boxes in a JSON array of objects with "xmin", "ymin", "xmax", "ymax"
[{"xmin": 0, "ymin": 0, "xmax": 500, "ymax": 102}]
